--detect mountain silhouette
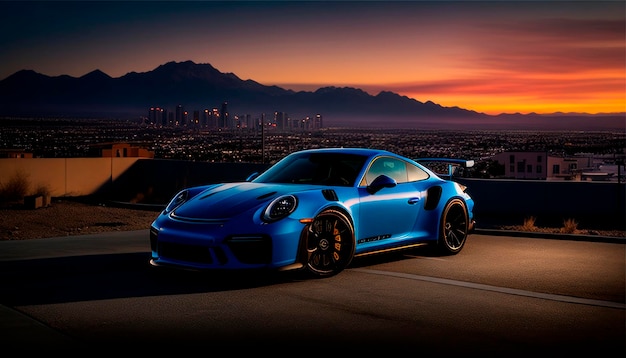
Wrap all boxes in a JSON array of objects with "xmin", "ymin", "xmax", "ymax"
[{"xmin": 0, "ymin": 60, "xmax": 623, "ymax": 130}]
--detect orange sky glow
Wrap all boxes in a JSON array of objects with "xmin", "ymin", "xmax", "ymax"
[{"xmin": 1, "ymin": 1, "xmax": 624, "ymax": 116}]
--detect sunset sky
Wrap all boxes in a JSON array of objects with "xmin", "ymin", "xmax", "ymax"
[{"xmin": 1, "ymin": 1, "xmax": 624, "ymax": 115}]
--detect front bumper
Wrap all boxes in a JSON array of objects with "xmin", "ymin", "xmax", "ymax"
[{"xmin": 149, "ymin": 213, "xmax": 308, "ymax": 271}]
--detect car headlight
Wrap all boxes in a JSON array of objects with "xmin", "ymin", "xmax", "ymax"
[
  {"xmin": 262, "ymin": 195, "xmax": 297, "ymax": 222},
  {"xmin": 164, "ymin": 190, "xmax": 189, "ymax": 213}
]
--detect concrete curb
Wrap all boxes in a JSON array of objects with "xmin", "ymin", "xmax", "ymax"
[{"xmin": 474, "ymin": 228, "xmax": 625, "ymax": 244}]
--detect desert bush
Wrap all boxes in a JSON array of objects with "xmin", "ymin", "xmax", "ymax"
[
  {"xmin": 560, "ymin": 218, "xmax": 579, "ymax": 234},
  {"xmin": 32, "ymin": 183, "xmax": 51, "ymax": 197},
  {"xmin": 0, "ymin": 169, "xmax": 30, "ymax": 203},
  {"xmin": 521, "ymin": 216, "xmax": 537, "ymax": 231}
]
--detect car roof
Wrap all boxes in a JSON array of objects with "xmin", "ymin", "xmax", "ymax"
[{"xmin": 292, "ymin": 147, "xmax": 395, "ymax": 158}]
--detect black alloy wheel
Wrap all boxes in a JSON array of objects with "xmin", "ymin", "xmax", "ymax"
[
  {"xmin": 305, "ymin": 209, "xmax": 355, "ymax": 277},
  {"xmin": 438, "ymin": 199, "xmax": 469, "ymax": 255}
]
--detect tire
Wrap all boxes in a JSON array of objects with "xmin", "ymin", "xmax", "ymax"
[
  {"xmin": 438, "ymin": 199, "xmax": 469, "ymax": 255},
  {"xmin": 304, "ymin": 209, "xmax": 355, "ymax": 277}
]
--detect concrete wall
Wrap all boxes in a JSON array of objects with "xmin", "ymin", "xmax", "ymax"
[
  {"xmin": 102, "ymin": 159, "xmax": 270, "ymax": 204},
  {"xmin": 0, "ymin": 157, "xmax": 141, "ymax": 197},
  {"xmin": 456, "ymin": 177, "xmax": 625, "ymax": 229},
  {"xmin": 0, "ymin": 158, "xmax": 270, "ymax": 204},
  {"xmin": 1, "ymin": 158, "xmax": 623, "ymax": 230}
]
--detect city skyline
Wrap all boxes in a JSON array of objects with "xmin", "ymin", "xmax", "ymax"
[{"xmin": 1, "ymin": 1, "xmax": 624, "ymax": 116}]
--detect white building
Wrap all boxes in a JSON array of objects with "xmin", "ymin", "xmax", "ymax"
[{"xmin": 493, "ymin": 151, "xmax": 624, "ymax": 181}]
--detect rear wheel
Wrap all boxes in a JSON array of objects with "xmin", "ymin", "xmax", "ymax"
[
  {"xmin": 304, "ymin": 209, "xmax": 355, "ymax": 277},
  {"xmin": 438, "ymin": 199, "xmax": 469, "ymax": 255}
]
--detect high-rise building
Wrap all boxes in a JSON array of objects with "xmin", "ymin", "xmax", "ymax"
[
  {"xmin": 210, "ymin": 108, "xmax": 219, "ymax": 128},
  {"xmin": 161, "ymin": 108, "xmax": 168, "ymax": 126},
  {"xmin": 203, "ymin": 109, "xmax": 209, "ymax": 127},
  {"xmin": 193, "ymin": 110, "xmax": 200, "ymax": 126},
  {"xmin": 175, "ymin": 104, "xmax": 184, "ymax": 126},
  {"xmin": 148, "ymin": 107, "xmax": 158, "ymax": 125},
  {"xmin": 274, "ymin": 111, "xmax": 288, "ymax": 130},
  {"xmin": 315, "ymin": 114, "xmax": 323, "ymax": 129},
  {"xmin": 148, "ymin": 107, "xmax": 168, "ymax": 126},
  {"xmin": 220, "ymin": 102, "xmax": 229, "ymax": 128}
]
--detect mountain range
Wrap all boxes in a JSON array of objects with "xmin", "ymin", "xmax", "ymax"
[{"xmin": 0, "ymin": 60, "xmax": 623, "ymax": 131}]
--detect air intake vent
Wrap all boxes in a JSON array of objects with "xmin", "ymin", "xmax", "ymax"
[
  {"xmin": 322, "ymin": 189, "xmax": 338, "ymax": 201},
  {"xmin": 425, "ymin": 186, "xmax": 442, "ymax": 210}
]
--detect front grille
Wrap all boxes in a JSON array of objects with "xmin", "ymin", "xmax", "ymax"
[
  {"xmin": 159, "ymin": 241, "xmax": 214, "ymax": 264},
  {"xmin": 226, "ymin": 235, "xmax": 272, "ymax": 264},
  {"xmin": 154, "ymin": 234, "xmax": 272, "ymax": 266}
]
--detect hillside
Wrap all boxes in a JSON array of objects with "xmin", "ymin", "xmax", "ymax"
[{"xmin": 0, "ymin": 61, "xmax": 624, "ymax": 131}]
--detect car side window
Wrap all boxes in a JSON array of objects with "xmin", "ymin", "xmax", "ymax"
[
  {"xmin": 363, "ymin": 157, "xmax": 408, "ymax": 185},
  {"xmin": 407, "ymin": 162, "xmax": 430, "ymax": 182}
]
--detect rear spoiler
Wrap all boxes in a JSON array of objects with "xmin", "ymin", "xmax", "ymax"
[{"xmin": 414, "ymin": 158, "xmax": 475, "ymax": 180}]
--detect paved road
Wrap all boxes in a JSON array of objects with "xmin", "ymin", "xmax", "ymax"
[{"xmin": 0, "ymin": 230, "xmax": 624, "ymax": 355}]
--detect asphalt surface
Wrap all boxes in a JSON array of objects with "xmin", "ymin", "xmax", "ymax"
[
  {"xmin": 0, "ymin": 228, "xmax": 623, "ymax": 351},
  {"xmin": 0, "ymin": 230, "xmax": 148, "ymax": 348}
]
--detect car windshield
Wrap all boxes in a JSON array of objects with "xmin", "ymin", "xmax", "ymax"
[{"xmin": 253, "ymin": 152, "xmax": 367, "ymax": 186}]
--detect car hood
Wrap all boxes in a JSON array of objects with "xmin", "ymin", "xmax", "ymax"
[{"xmin": 172, "ymin": 182, "xmax": 314, "ymax": 219}]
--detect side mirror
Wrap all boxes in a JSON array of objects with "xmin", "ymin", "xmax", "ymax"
[{"xmin": 367, "ymin": 174, "xmax": 397, "ymax": 194}]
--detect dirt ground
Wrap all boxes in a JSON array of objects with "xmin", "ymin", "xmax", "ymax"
[
  {"xmin": 0, "ymin": 199, "xmax": 159, "ymax": 241},
  {"xmin": 0, "ymin": 199, "xmax": 624, "ymax": 241}
]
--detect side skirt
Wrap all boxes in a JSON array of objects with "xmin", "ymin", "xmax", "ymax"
[{"xmin": 354, "ymin": 242, "xmax": 429, "ymax": 258}]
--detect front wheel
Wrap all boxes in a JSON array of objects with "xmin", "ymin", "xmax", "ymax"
[
  {"xmin": 304, "ymin": 209, "xmax": 355, "ymax": 278},
  {"xmin": 438, "ymin": 199, "xmax": 469, "ymax": 255}
]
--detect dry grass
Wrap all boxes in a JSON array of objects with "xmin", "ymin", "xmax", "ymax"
[
  {"xmin": 521, "ymin": 216, "xmax": 537, "ymax": 231},
  {"xmin": 560, "ymin": 218, "xmax": 579, "ymax": 234},
  {"xmin": 498, "ymin": 215, "xmax": 623, "ymax": 238},
  {"xmin": 32, "ymin": 183, "xmax": 51, "ymax": 197},
  {"xmin": 0, "ymin": 169, "xmax": 30, "ymax": 203}
]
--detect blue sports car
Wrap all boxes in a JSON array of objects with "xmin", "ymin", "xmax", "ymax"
[{"xmin": 150, "ymin": 148, "xmax": 475, "ymax": 277}]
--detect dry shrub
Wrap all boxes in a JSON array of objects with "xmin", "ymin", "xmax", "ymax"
[
  {"xmin": 560, "ymin": 218, "xmax": 579, "ymax": 234},
  {"xmin": 32, "ymin": 183, "xmax": 51, "ymax": 197},
  {"xmin": 521, "ymin": 216, "xmax": 537, "ymax": 231},
  {"xmin": 0, "ymin": 169, "xmax": 30, "ymax": 203}
]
